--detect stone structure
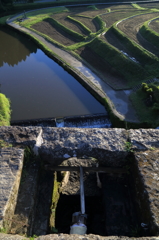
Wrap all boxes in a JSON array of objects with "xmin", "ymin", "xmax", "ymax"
[
  {"xmin": 133, "ymin": 151, "xmax": 159, "ymax": 236},
  {"xmin": 0, "ymin": 148, "xmax": 24, "ymax": 229},
  {"xmin": 129, "ymin": 129, "xmax": 159, "ymax": 150},
  {"xmin": 0, "ymin": 233, "xmax": 159, "ymax": 240},
  {"xmin": 0, "ymin": 126, "xmax": 159, "ymax": 239},
  {"xmin": 0, "ymin": 126, "xmax": 128, "ymax": 166}
]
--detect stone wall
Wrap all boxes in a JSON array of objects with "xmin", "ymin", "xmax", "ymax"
[
  {"xmin": 0, "ymin": 148, "xmax": 24, "ymax": 229},
  {"xmin": 0, "ymin": 126, "xmax": 159, "ymax": 238}
]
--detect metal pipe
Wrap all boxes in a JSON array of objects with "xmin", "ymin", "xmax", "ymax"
[{"xmin": 80, "ymin": 166, "xmax": 85, "ymax": 215}]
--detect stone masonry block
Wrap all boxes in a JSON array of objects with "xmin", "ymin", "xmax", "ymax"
[
  {"xmin": 40, "ymin": 127, "xmax": 128, "ymax": 166},
  {"xmin": 0, "ymin": 148, "xmax": 24, "ymax": 229},
  {"xmin": 0, "ymin": 126, "xmax": 42, "ymax": 147},
  {"xmin": 129, "ymin": 129, "xmax": 159, "ymax": 151}
]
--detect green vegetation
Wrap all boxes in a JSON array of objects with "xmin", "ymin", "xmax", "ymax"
[
  {"xmin": 140, "ymin": 19, "xmax": 159, "ymax": 49},
  {"xmin": 149, "ymin": 146, "xmax": 157, "ymax": 151},
  {"xmin": 87, "ymin": 5, "xmax": 98, "ymax": 10},
  {"xmin": 132, "ymin": 3, "xmax": 147, "ymax": 10},
  {"xmin": 94, "ymin": 15, "xmax": 106, "ymax": 32},
  {"xmin": 0, "ymin": 228, "xmax": 7, "ymax": 233},
  {"xmin": 130, "ymin": 82, "xmax": 159, "ymax": 127},
  {"xmin": 124, "ymin": 141, "xmax": 133, "ymax": 152},
  {"xmin": 67, "ymin": 15, "xmax": 92, "ymax": 35},
  {"xmin": 29, "ymin": 235, "xmax": 38, "ymax": 240},
  {"xmin": 65, "ymin": 41, "xmax": 89, "ymax": 51},
  {"xmin": 106, "ymin": 8, "xmax": 111, "ymax": 12},
  {"xmin": 0, "ymin": 93, "xmax": 11, "ymax": 126}
]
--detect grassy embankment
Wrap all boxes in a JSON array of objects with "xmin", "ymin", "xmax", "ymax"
[
  {"xmin": 140, "ymin": 18, "xmax": 159, "ymax": 49},
  {"xmin": 0, "ymin": 94, "xmax": 11, "ymax": 126},
  {"xmin": 93, "ymin": 15, "xmax": 106, "ymax": 34},
  {"xmin": 88, "ymin": 37, "xmax": 149, "ymax": 88}
]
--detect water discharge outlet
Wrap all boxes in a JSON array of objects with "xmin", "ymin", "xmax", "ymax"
[{"xmin": 70, "ymin": 167, "xmax": 87, "ymax": 235}]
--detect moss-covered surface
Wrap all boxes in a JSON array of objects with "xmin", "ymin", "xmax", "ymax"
[{"xmin": 50, "ymin": 172, "xmax": 61, "ymax": 231}]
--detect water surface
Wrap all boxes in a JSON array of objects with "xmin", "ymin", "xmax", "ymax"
[{"xmin": 0, "ymin": 27, "xmax": 106, "ymax": 121}]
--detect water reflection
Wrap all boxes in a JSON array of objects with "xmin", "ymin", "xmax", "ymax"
[
  {"xmin": 0, "ymin": 27, "xmax": 37, "ymax": 67},
  {"xmin": 0, "ymin": 27, "xmax": 105, "ymax": 121}
]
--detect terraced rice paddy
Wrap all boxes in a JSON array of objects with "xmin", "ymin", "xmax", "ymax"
[
  {"xmin": 116, "ymin": 12, "xmax": 159, "ymax": 57},
  {"xmin": 149, "ymin": 18, "xmax": 159, "ymax": 34},
  {"xmin": 19, "ymin": 3, "xmax": 159, "ymax": 125}
]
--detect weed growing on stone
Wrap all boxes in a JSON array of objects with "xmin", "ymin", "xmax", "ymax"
[
  {"xmin": 149, "ymin": 146, "xmax": 157, "ymax": 151},
  {"xmin": 29, "ymin": 235, "xmax": 38, "ymax": 240},
  {"xmin": 125, "ymin": 141, "xmax": 134, "ymax": 152},
  {"xmin": 24, "ymin": 146, "xmax": 35, "ymax": 163},
  {"xmin": 0, "ymin": 228, "xmax": 7, "ymax": 233}
]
